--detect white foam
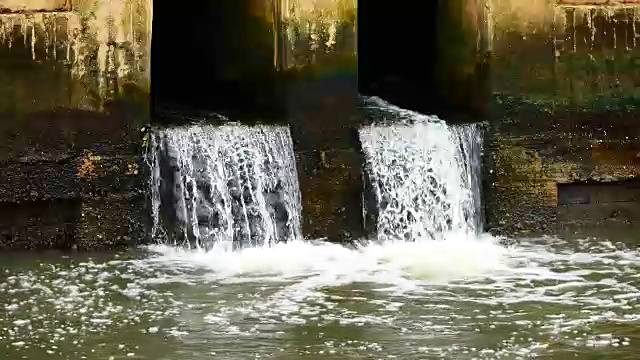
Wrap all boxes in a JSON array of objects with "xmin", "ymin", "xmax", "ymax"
[
  {"xmin": 359, "ymin": 96, "xmax": 483, "ymax": 241},
  {"xmin": 143, "ymin": 231, "xmax": 512, "ymax": 285},
  {"xmin": 1, "ymin": 236, "xmax": 639, "ymax": 358}
]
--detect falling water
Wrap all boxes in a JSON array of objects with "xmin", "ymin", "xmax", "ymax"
[
  {"xmin": 359, "ymin": 97, "xmax": 484, "ymax": 242},
  {"xmin": 147, "ymin": 123, "xmax": 303, "ymax": 250}
]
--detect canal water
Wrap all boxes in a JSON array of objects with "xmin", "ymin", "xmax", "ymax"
[
  {"xmin": 2, "ymin": 99, "xmax": 639, "ymax": 359},
  {"xmin": 2, "ymin": 236, "xmax": 640, "ymax": 359}
]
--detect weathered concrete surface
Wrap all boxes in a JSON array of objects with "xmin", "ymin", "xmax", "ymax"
[
  {"xmin": 295, "ymin": 149, "xmax": 363, "ymax": 241},
  {"xmin": 0, "ymin": 0, "xmax": 151, "ymax": 249},
  {"xmin": 281, "ymin": 0, "xmax": 363, "ymax": 241},
  {"xmin": 486, "ymin": 99, "xmax": 640, "ymax": 234},
  {"xmin": 485, "ymin": 0, "xmax": 640, "ymax": 236},
  {"xmin": 0, "ymin": 199, "xmax": 79, "ymax": 250},
  {"xmin": 490, "ymin": 0, "xmax": 640, "ymax": 101},
  {"xmin": 0, "ymin": 0, "xmax": 151, "ymax": 111},
  {"xmin": 0, "ymin": 0, "xmax": 69, "ymax": 12},
  {"xmin": 479, "ymin": 1, "xmax": 640, "ymax": 237}
]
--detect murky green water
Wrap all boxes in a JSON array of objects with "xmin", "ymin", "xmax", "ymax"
[{"xmin": 2, "ymin": 233, "xmax": 640, "ymax": 359}]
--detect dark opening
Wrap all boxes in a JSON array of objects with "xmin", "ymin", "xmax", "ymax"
[
  {"xmin": 151, "ymin": 0, "xmax": 283, "ymax": 124},
  {"xmin": 557, "ymin": 179, "xmax": 640, "ymax": 229},
  {"xmin": 358, "ymin": 2, "xmax": 487, "ymax": 121},
  {"xmin": 557, "ymin": 179, "xmax": 640, "ymax": 206}
]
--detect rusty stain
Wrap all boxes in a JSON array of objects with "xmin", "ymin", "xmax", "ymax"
[
  {"xmin": 77, "ymin": 152, "xmax": 102, "ymax": 179},
  {"xmin": 125, "ymin": 161, "xmax": 138, "ymax": 176},
  {"xmin": 591, "ymin": 142, "xmax": 640, "ymax": 166}
]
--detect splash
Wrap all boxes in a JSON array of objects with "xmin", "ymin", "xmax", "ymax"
[
  {"xmin": 359, "ymin": 97, "xmax": 484, "ymax": 242},
  {"xmin": 147, "ymin": 123, "xmax": 303, "ymax": 250},
  {"xmin": 144, "ymin": 231, "xmax": 510, "ymax": 284}
]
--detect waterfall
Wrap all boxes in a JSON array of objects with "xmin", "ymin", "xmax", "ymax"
[
  {"xmin": 146, "ymin": 123, "xmax": 303, "ymax": 250},
  {"xmin": 358, "ymin": 97, "xmax": 484, "ymax": 242}
]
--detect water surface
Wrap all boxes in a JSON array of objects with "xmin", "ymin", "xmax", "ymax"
[{"xmin": 2, "ymin": 233, "xmax": 639, "ymax": 359}]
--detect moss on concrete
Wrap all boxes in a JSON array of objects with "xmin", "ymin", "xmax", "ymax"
[
  {"xmin": 491, "ymin": 2, "xmax": 640, "ymax": 103},
  {"xmin": 487, "ymin": 96, "xmax": 640, "ymax": 235},
  {"xmin": 0, "ymin": 0, "xmax": 151, "ymax": 250}
]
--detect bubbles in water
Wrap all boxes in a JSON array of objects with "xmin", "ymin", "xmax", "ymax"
[
  {"xmin": 144, "ymin": 231, "xmax": 509, "ymax": 284},
  {"xmin": 4, "ymin": 100, "xmax": 638, "ymax": 358},
  {"xmin": 1, "ymin": 236, "xmax": 639, "ymax": 359}
]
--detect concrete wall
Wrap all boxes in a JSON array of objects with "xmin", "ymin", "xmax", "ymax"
[
  {"xmin": 484, "ymin": 0, "xmax": 640, "ymax": 236},
  {"xmin": 0, "ymin": 0, "xmax": 151, "ymax": 249},
  {"xmin": 5, "ymin": 0, "xmax": 638, "ymax": 248},
  {"xmin": 0, "ymin": 0, "xmax": 151, "ymax": 111},
  {"xmin": 280, "ymin": 0, "xmax": 362, "ymax": 241},
  {"xmin": 0, "ymin": 0, "xmax": 362, "ymax": 249},
  {"xmin": 490, "ymin": 0, "xmax": 640, "ymax": 100}
]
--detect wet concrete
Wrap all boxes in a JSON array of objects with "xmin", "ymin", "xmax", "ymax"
[
  {"xmin": 0, "ymin": 199, "xmax": 77, "ymax": 250},
  {"xmin": 485, "ymin": 97, "xmax": 640, "ymax": 237},
  {"xmin": 485, "ymin": 1, "xmax": 640, "ymax": 238},
  {"xmin": 3, "ymin": 0, "xmax": 640, "ymax": 249},
  {"xmin": 0, "ymin": 0, "xmax": 150, "ymax": 250}
]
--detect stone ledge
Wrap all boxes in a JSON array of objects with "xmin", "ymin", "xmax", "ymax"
[
  {"xmin": 0, "ymin": 153, "xmax": 145, "ymax": 202},
  {"xmin": 77, "ymin": 193, "xmax": 149, "ymax": 250},
  {"xmin": 0, "ymin": 198, "xmax": 79, "ymax": 250},
  {"xmin": 0, "ymin": 192, "xmax": 149, "ymax": 251},
  {"xmin": 0, "ymin": 160, "xmax": 78, "ymax": 202}
]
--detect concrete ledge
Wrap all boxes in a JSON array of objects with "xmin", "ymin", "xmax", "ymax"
[{"xmin": 0, "ymin": 199, "xmax": 78, "ymax": 250}]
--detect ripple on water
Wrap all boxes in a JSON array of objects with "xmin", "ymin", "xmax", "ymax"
[{"xmin": 1, "ymin": 233, "xmax": 639, "ymax": 359}]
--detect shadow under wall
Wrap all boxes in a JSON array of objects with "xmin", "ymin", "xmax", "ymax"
[
  {"xmin": 150, "ymin": 0, "xmax": 283, "ymax": 125},
  {"xmin": 358, "ymin": 2, "xmax": 438, "ymax": 115},
  {"xmin": 358, "ymin": 1, "xmax": 488, "ymax": 122}
]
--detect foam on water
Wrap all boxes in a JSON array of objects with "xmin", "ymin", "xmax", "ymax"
[
  {"xmin": 358, "ymin": 96, "xmax": 483, "ymax": 241},
  {"xmin": 144, "ymin": 231, "xmax": 511, "ymax": 284},
  {"xmin": 147, "ymin": 123, "xmax": 303, "ymax": 249},
  {"xmin": 1, "ymin": 237, "xmax": 640, "ymax": 358}
]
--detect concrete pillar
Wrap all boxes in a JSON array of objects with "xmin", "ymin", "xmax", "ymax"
[
  {"xmin": 280, "ymin": 0, "xmax": 362, "ymax": 241},
  {"xmin": 436, "ymin": 0, "xmax": 491, "ymax": 119}
]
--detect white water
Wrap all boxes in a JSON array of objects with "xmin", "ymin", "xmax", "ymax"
[
  {"xmin": 359, "ymin": 96, "xmax": 483, "ymax": 241},
  {"xmin": 145, "ymin": 231, "xmax": 509, "ymax": 285},
  {"xmin": 2, "ymin": 236, "xmax": 639, "ymax": 359},
  {"xmin": 147, "ymin": 123, "xmax": 303, "ymax": 249}
]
